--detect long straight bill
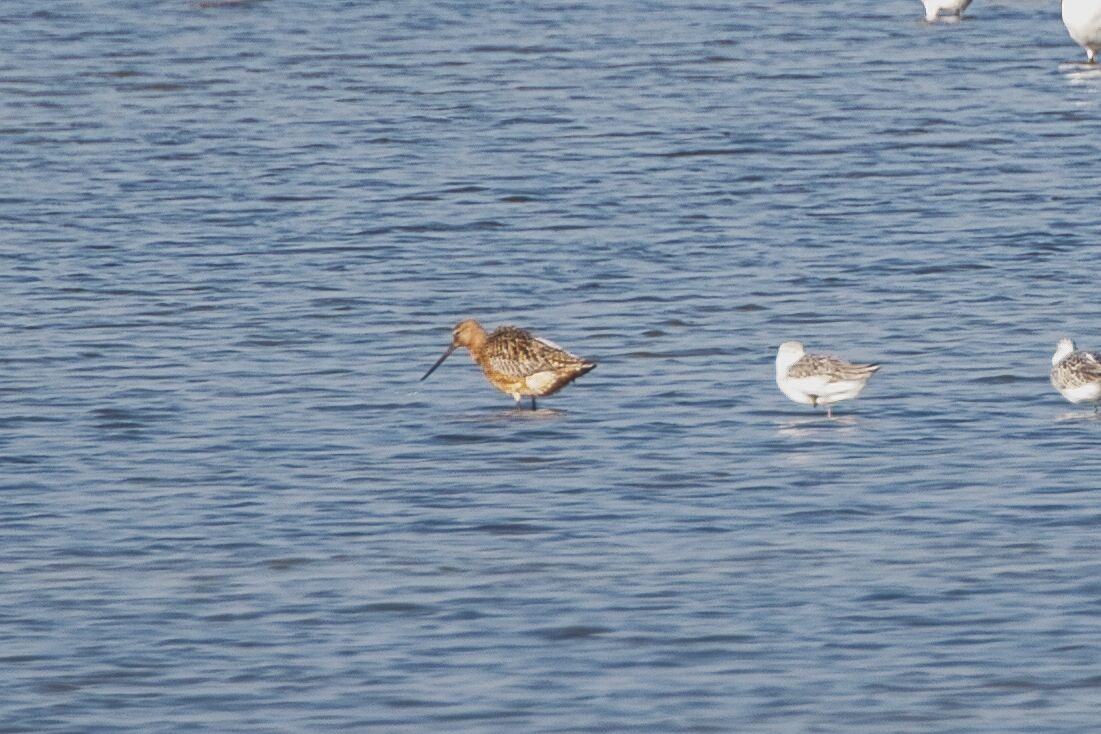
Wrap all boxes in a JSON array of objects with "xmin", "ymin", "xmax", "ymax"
[{"xmin": 420, "ymin": 344, "xmax": 456, "ymax": 381}]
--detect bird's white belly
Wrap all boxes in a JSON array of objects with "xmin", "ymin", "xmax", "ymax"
[
  {"xmin": 923, "ymin": 0, "xmax": 971, "ymax": 18},
  {"xmin": 780, "ymin": 374, "xmax": 867, "ymax": 405},
  {"xmin": 1064, "ymin": 0, "xmax": 1101, "ymax": 48},
  {"xmin": 1060, "ymin": 381, "xmax": 1101, "ymax": 404},
  {"xmin": 937, "ymin": 0, "xmax": 970, "ymax": 12},
  {"xmin": 814, "ymin": 379, "xmax": 869, "ymax": 405},
  {"xmin": 777, "ymin": 376, "xmax": 817, "ymax": 406}
]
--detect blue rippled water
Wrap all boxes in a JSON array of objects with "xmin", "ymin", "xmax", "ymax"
[{"xmin": 4, "ymin": 1, "xmax": 1101, "ymax": 731}]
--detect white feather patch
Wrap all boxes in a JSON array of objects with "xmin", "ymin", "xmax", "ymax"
[{"xmin": 525, "ymin": 371, "xmax": 558, "ymax": 394}]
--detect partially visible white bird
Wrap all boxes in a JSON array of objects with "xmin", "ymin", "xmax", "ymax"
[
  {"xmin": 921, "ymin": 0, "xmax": 972, "ymax": 22},
  {"xmin": 1062, "ymin": 0, "xmax": 1101, "ymax": 62},
  {"xmin": 775, "ymin": 341, "xmax": 880, "ymax": 418},
  {"xmin": 1050, "ymin": 337, "xmax": 1101, "ymax": 410}
]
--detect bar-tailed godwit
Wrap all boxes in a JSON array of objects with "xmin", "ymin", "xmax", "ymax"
[
  {"xmin": 775, "ymin": 341, "xmax": 880, "ymax": 418},
  {"xmin": 1051, "ymin": 337, "xmax": 1101, "ymax": 411},
  {"xmin": 421, "ymin": 319, "xmax": 595, "ymax": 410}
]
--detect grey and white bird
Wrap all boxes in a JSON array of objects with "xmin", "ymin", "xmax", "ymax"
[
  {"xmin": 1050, "ymin": 337, "xmax": 1101, "ymax": 410},
  {"xmin": 775, "ymin": 341, "xmax": 880, "ymax": 418}
]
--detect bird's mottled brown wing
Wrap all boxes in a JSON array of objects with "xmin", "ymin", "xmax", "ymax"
[
  {"xmin": 787, "ymin": 353, "xmax": 879, "ymax": 381},
  {"xmin": 1054, "ymin": 351, "xmax": 1101, "ymax": 389},
  {"xmin": 482, "ymin": 326, "xmax": 590, "ymax": 378}
]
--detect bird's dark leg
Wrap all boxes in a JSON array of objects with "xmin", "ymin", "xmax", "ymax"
[{"xmin": 531, "ymin": 397, "xmax": 537, "ymax": 411}]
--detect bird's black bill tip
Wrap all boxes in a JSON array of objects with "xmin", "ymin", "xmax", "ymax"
[{"xmin": 420, "ymin": 344, "xmax": 456, "ymax": 381}]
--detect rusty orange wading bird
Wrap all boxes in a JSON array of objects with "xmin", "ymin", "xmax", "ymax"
[{"xmin": 420, "ymin": 320, "xmax": 596, "ymax": 410}]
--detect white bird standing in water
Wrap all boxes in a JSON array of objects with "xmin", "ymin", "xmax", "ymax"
[
  {"xmin": 921, "ymin": 0, "xmax": 972, "ymax": 22},
  {"xmin": 1050, "ymin": 338, "xmax": 1101, "ymax": 410},
  {"xmin": 1062, "ymin": 0, "xmax": 1101, "ymax": 62},
  {"xmin": 775, "ymin": 341, "xmax": 880, "ymax": 418}
]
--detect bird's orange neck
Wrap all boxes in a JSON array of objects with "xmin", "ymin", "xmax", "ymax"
[{"xmin": 452, "ymin": 320, "xmax": 489, "ymax": 355}]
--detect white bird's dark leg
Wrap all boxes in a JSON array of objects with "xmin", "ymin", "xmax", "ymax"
[{"xmin": 531, "ymin": 397, "xmax": 537, "ymax": 411}]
